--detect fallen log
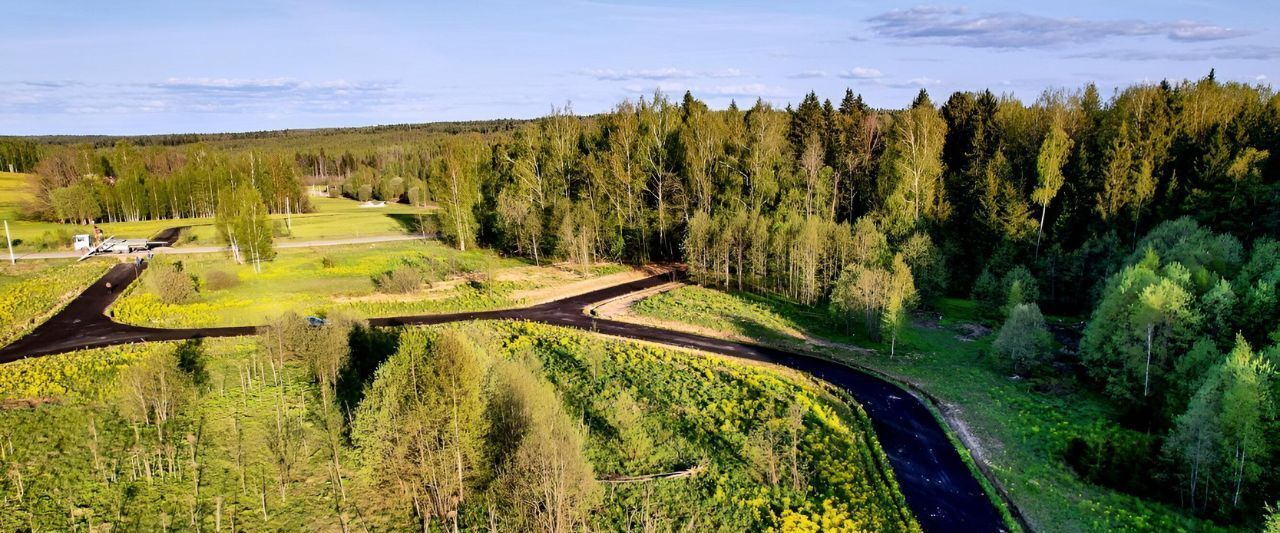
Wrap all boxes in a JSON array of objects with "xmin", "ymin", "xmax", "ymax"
[{"xmin": 598, "ymin": 463, "xmax": 706, "ymax": 484}]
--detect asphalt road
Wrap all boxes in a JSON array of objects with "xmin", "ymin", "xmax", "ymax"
[{"xmin": 0, "ymin": 265, "xmax": 1008, "ymax": 532}]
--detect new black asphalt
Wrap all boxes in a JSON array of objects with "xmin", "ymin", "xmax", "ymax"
[{"xmin": 0, "ymin": 265, "xmax": 1008, "ymax": 532}]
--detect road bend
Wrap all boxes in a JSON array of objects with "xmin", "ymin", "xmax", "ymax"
[{"xmin": 0, "ymin": 264, "xmax": 1008, "ymax": 532}]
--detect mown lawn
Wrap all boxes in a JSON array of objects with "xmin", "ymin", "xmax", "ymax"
[{"xmin": 630, "ymin": 285, "xmax": 1236, "ymax": 532}]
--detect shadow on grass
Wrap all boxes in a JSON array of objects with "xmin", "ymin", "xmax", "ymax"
[
  {"xmin": 723, "ymin": 289, "xmax": 868, "ymax": 347},
  {"xmin": 387, "ymin": 212, "xmax": 439, "ymax": 236},
  {"xmin": 338, "ymin": 325, "xmax": 402, "ymax": 411}
]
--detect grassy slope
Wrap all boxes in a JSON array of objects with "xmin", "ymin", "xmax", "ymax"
[
  {"xmin": 629, "ymin": 285, "xmax": 1234, "ymax": 532},
  {"xmin": 0, "ymin": 322, "xmax": 916, "ymax": 531},
  {"xmin": 0, "ymin": 172, "xmax": 431, "ymax": 252},
  {"xmin": 0, "ymin": 340, "xmax": 366, "ymax": 530},
  {"xmin": 112, "ymin": 240, "xmax": 624, "ymax": 327}
]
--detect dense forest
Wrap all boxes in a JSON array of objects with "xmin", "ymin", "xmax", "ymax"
[{"xmin": 17, "ymin": 72, "xmax": 1280, "ymax": 525}]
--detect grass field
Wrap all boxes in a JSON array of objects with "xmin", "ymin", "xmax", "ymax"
[
  {"xmin": 0, "ymin": 259, "xmax": 111, "ymax": 347},
  {"xmin": 0, "ymin": 339, "xmax": 369, "ymax": 530},
  {"xmin": 0, "ymin": 172, "xmax": 433, "ymax": 252},
  {"xmin": 0, "ymin": 322, "xmax": 916, "ymax": 531},
  {"xmin": 112, "ymin": 239, "xmax": 630, "ymax": 328},
  {"xmin": 628, "ymin": 285, "xmax": 1236, "ymax": 532}
]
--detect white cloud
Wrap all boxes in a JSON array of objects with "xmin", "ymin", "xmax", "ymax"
[
  {"xmin": 838, "ymin": 67, "xmax": 883, "ymax": 79},
  {"xmin": 702, "ymin": 83, "xmax": 790, "ymax": 98},
  {"xmin": 154, "ymin": 77, "xmax": 296, "ymax": 90},
  {"xmin": 1067, "ymin": 44, "xmax": 1280, "ymax": 61},
  {"xmin": 789, "ymin": 67, "xmax": 882, "ymax": 80},
  {"xmin": 2, "ymin": 77, "xmax": 406, "ymax": 117},
  {"xmin": 788, "ymin": 70, "xmax": 830, "ymax": 79},
  {"xmin": 623, "ymin": 82, "xmax": 790, "ymax": 99},
  {"xmin": 873, "ymin": 77, "xmax": 943, "ymax": 89},
  {"xmin": 584, "ymin": 68, "xmax": 695, "ymax": 81},
  {"xmin": 866, "ymin": 7, "xmax": 1250, "ymax": 49},
  {"xmin": 1167, "ymin": 23, "xmax": 1244, "ymax": 42},
  {"xmin": 584, "ymin": 67, "xmax": 745, "ymax": 81},
  {"xmin": 706, "ymin": 68, "xmax": 744, "ymax": 78}
]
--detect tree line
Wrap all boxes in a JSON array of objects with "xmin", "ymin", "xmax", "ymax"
[
  {"xmin": 425, "ymin": 73, "xmax": 1274, "ymax": 319},
  {"xmin": 28, "ymin": 141, "xmax": 308, "ymax": 225},
  {"xmin": 0, "ymin": 138, "xmax": 41, "ymax": 173}
]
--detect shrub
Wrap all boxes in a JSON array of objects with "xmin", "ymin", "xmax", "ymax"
[
  {"xmin": 374, "ymin": 265, "xmax": 424, "ymax": 294},
  {"xmin": 148, "ymin": 262, "xmax": 198, "ymax": 304},
  {"xmin": 993, "ymin": 303, "xmax": 1052, "ymax": 374},
  {"xmin": 973, "ymin": 264, "xmax": 1040, "ymax": 319},
  {"xmin": 1001, "ymin": 266, "xmax": 1040, "ymax": 309},
  {"xmin": 37, "ymin": 229, "xmax": 75, "ymax": 250},
  {"xmin": 971, "ymin": 267, "xmax": 1003, "ymax": 312},
  {"xmin": 1064, "ymin": 426, "xmax": 1162, "ymax": 496},
  {"xmin": 271, "ymin": 220, "xmax": 291, "ymax": 237},
  {"xmin": 466, "ymin": 270, "xmax": 491, "ymax": 291},
  {"xmin": 174, "ymin": 338, "xmax": 208, "ymax": 386},
  {"xmin": 203, "ymin": 269, "xmax": 240, "ymax": 290}
]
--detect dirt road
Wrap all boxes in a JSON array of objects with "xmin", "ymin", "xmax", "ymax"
[{"xmin": 0, "ymin": 266, "xmax": 1008, "ymax": 532}]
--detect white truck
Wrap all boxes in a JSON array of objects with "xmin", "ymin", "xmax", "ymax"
[{"xmin": 77, "ymin": 236, "xmax": 166, "ymax": 260}]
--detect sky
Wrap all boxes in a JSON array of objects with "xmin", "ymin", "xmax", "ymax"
[{"xmin": 2, "ymin": 0, "xmax": 1276, "ymax": 135}]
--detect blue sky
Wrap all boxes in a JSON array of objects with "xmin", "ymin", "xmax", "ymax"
[{"xmin": 2, "ymin": 0, "xmax": 1276, "ymax": 135}]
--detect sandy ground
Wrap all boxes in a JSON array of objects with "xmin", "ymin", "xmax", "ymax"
[
  {"xmin": 591, "ymin": 281, "xmax": 876, "ymax": 358},
  {"xmin": 336, "ymin": 263, "xmax": 675, "ymax": 306},
  {"xmin": 516, "ymin": 263, "xmax": 675, "ymax": 305}
]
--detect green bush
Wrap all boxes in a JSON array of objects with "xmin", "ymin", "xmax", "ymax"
[
  {"xmin": 992, "ymin": 303, "xmax": 1052, "ymax": 374},
  {"xmin": 174, "ymin": 338, "xmax": 208, "ymax": 386},
  {"xmin": 272, "ymin": 219, "xmax": 292, "ymax": 237},
  {"xmin": 1001, "ymin": 266, "xmax": 1040, "ymax": 309},
  {"xmin": 373, "ymin": 265, "xmax": 424, "ymax": 294},
  {"xmin": 36, "ymin": 229, "xmax": 75, "ymax": 251},
  {"xmin": 972, "ymin": 265, "xmax": 1040, "ymax": 319},
  {"xmin": 1063, "ymin": 426, "xmax": 1162, "ymax": 497},
  {"xmin": 971, "ymin": 267, "xmax": 1003, "ymax": 313},
  {"xmin": 148, "ymin": 262, "xmax": 198, "ymax": 304},
  {"xmin": 203, "ymin": 269, "xmax": 240, "ymax": 290}
]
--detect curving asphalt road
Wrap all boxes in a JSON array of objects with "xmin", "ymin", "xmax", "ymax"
[{"xmin": 0, "ymin": 264, "xmax": 1009, "ymax": 532}]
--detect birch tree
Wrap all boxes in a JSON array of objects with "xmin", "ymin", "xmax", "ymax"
[
  {"xmin": 215, "ymin": 186, "xmax": 274, "ymax": 272},
  {"xmin": 430, "ymin": 139, "xmax": 481, "ymax": 251},
  {"xmin": 881, "ymin": 101, "xmax": 948, "ymax": 234},
  {"xmin": 1032, "ymin": 121, "xmax": 1073, "ymax": 255}
]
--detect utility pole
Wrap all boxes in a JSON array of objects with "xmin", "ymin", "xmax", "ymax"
[{"xmin": 4, "ymin": 220, "xmax": 14, "ymax": 265}]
